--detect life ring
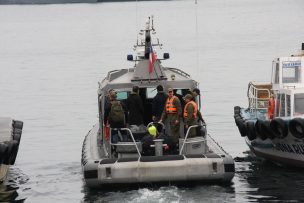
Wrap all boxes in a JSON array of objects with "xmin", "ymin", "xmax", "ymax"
[
  {"xmin": 268, "ymin": 97, "xmax": 275, "ymax": 119},
  {"xmin": 235, "ymin": 118, "xmax": 247, "ymax": 137},
  {"xmin": 246, "ymin": 121, "xmax": 257, "ymax": 141},
  {"xmin": 289, "ymin": 118, "xmax": 304, "ymax": 139},
  {"xmin": 260, "ymin": 120, "xmax": 275, "ymax": 139},
  {"xmin": 270, "ymin": 118, "xmax": 288, "ymax": 139},
  {"xmin": 255, "ymin": 119, "xmax": 267, "ymax": 140}
]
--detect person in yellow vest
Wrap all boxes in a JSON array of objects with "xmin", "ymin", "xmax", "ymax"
[
  {"xmin": 183, "ymin": 94, "xmax": 198, "ymax": 138},
  {"xmin": 159, "ymin": 88, "xmax": 182, "ymax": 145}
]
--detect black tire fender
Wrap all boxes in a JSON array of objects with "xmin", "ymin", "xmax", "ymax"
[
  {"xmin": 0, "ymin": 143, "xmax": 8, "ymax": 164},
  {"xmin": 255, "ymin": 119, "xmax": 267, "ymax": 140},
  {"xmin": 289, "ymin": 118, "xmax": 304, "ymax": 139},
  {"xmin": 246, "ymin": 121, "xmax": 257, "ymax": 141},
  {"xmin": 260, "ymin": 120, "xmax": 276, "ymax": 139},
  {"xmin": 9, "ymin": 141, "xmax": 19, "ymax": 165},
  {"xmin": 13, "ymin": 120, "xmax": 23, "ymax": 130},
  {"xmin": 13, "ymin": 133, "xmax": 22, "ymax": 144},
  {"xmin": 236, "ymin": 118, "xmax": 247, "ymax": 137},
  {"xmin": 2, "ymin": 142, "xmax": 13, "ymax": 165},
  {"xmin": 270, "ymin": 118, "xmax": 288, "ymax": 139}
]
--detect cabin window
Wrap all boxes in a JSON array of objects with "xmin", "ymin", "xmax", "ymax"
[
  {"xmin": 278, "ymin": 94, "xmax": 286, "ymax": 117},
  {"xmin": 282, "ymin": 62, "xmax": 301, "ymax": 83},
  {"xmin": 286, "ymin": 95, "xmax": 291, "ymax": 117},
  {"xmin": 274, "ymin": 63, "xmax": 280, "ymax": 84},
  {"xmin": 116, "ymin": 91, "xmax": 129, "ymax": 100},
  {"xmin": 146, "ymin": 87, "xmax": 157, "ymax": 99},
  {"xmin": 294, "ymin": 93, "xmax": 304, "ymax": 115}
]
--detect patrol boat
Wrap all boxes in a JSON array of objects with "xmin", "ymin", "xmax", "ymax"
[
  {"xmin": 82, "ymin": 17, "xmax": 234, "ymax": 188},
  {"xmin": 234, "ymin": 43, "xmax": 304, "ymax": 167},
  {"xmin": 0, "ymin": 118, "xmax": 23, "ymax": 182}
]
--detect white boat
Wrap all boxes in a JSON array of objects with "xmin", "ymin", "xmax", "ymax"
[
  {"xmin": 234, "ymin": 43, "xmax": 304, "ymax": 167},
  {"xmin": 0, "ymin": 117, "xmax": 23, "ymax": 182},
  {"xmin": 82, "ymin": 17, "xmax": 234, "ymax": 188}
]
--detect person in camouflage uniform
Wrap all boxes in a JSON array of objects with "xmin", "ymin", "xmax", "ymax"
[
  {"xmin": 183, "ymin": 94, "xmax": 198, "ymax": 138},
  {"xmin": 160, "ymin": 88, "xmax": 182, "ymax": 144}
]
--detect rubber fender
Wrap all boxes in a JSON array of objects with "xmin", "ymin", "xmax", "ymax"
[
  {"xmin": 246, "ymin": 121, "xmax": 257, "ymax": 141},
  {"xmin": 3, "ymin": 142, "xmax": 14, "ymax": 165},
  {"xmin": 13, "ymin": 120, "xmax": 23, "ymax": 130},
  {"xmin": 13, "ymin": 128, "xmax": 22, "ymax": 135},
  {"xmin": 13, "ymin": 133, "xmax": 21, "ymax": 144},
  {"xmin": 234, "ymin": 106, "xmax": 241, "ymax": 115},
  {"xmin": 234, "ymin": 115, "xmax": 241, "ymax": 123},
  {"xmin": 255, "ymin": 119, "xmax": 267, "ymax": 140},
  {"xmin": 270, "ymin": 118, "xmax": 288, "ymax": 139},
  {"xmin": 236, "ymin": 118, "xmax": 247, "ymax": 137},
  {"xmin": 260, "ymin": 120, "xmax": 275, "ymax": 139},
  {"xmin": 0, "ymin": 143, "xmax": 8, "ymax": 164},
  {"xmin": 289, "ymin": 118, "xmax": 304, "ymax": 139},
  {"xmin": 9, "ymin": 141, "xmax": 19, "ymax": 165}
]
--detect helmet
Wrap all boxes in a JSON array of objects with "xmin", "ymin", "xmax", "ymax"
[{"xmin": 148, "ymin": 125, "xmax": 157, "ymax": 137}]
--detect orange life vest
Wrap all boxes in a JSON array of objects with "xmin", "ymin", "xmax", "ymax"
[
  {"xmin": 166, "ymin": 96, "xmax": 178, "ymax": 114},
  {"xmin": 184, "ymin": 101, "xmax": 198, "ymax": 119},
  {"xmin": 268, "ymin": 97, "xmax": 275, "ymax": 119}
]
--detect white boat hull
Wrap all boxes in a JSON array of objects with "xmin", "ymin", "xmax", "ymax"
[{"xmin": 82, "ymin": 124, "xmax": 235, "ymax": 188}]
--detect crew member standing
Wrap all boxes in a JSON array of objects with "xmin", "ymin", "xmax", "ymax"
[
  {"xmin": 191, "ymin": 88, "xmax": 205, "ymax": 124},
  {"xmin": 183, "ymin": 94, "xmax": 198, "ymax": 138},
  {"xmin": 160, "ymin": 88, "xmax": 182, "ymax": 145},
  {"xmin": 127, "ymin": 86, "xmax": 144, "ymax": 126},
  {"xmin": 152, "ymin": 85, "xmax": 167, "ymax": 122}
]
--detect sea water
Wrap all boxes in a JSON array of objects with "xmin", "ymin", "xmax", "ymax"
[{"xmin": 0, "ymin": 0, "xmax": 304, "ymax": 202}]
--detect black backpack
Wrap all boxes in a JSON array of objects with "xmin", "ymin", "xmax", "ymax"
[{"xmin": 108, "ymin": 101, "xmax": 125, "ymax": 128}]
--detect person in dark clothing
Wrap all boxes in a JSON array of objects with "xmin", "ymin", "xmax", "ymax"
[
  {"xmin": 126, "ymin": 86, "xmax": 144, "ymax": 125},
  {"xmin": 192, "ymin": 88, "xmax": 200, "ymax": 99},
  {"xmin": 191, "ymin": 88, "xmax": 205, "ymax": 125},
  {"xmin": 104, "ymin": 90, "xmax": 128, "ymax": 142},
  {"xmin": 103, "ymin": 89, "xmax": 114, "ymax": 124},
  {"xmin": 152, "ymin": 85, "xmax": 167, "ymax": 122}
]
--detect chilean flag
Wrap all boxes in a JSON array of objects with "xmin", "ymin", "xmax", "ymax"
[{"xmin": 149, "ymin": 46, "xmax": 157, "ymax": 74}]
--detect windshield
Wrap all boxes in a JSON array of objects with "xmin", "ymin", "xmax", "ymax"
[{"xmin": 282, "ymin": 61, "xmax": 301, "ymax": 83}]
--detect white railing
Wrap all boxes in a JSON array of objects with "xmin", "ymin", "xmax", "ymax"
[
  {"xmin": 247, "ymin": 82, "xmax": 271, "ymax": 117},
  {"xmin": 110, "ymin": 128, "xmax": 142, "ymax": 157}
]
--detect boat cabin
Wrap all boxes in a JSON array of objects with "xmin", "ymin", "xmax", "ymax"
[
  {"xmin": 95, "ymin": 18, "xmax": 205, "ymax": 159},
  {"xmin": 248, "ymin": 44, "xmax": 304, "ymax": 118}
]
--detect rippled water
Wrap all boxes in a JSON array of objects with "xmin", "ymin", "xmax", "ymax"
[{"xmin": 0, "ymin": 0, "xmax": 304, "ymax": 202}]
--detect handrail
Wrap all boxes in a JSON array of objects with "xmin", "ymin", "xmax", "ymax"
[
  {"xmin": 110, "ymin": 127, "xmax": 141, "ymax": 157},
  {"xmin": 179, "ymin": 125, "xmax": 202, "ymax": 155},
  {"xmin": 247, "ymin": 82, "xmax": 271, "ymax": 117}
]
